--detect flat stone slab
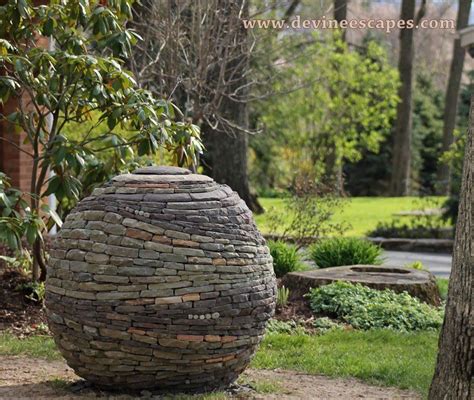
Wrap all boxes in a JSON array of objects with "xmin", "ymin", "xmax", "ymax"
[
  {"xmin": 281, "ymin": 265, "xmax": 441, "ymax": 306},
  {"xmin": 133, "ymin": 166, "xmax": 191, "ymax": 175}
]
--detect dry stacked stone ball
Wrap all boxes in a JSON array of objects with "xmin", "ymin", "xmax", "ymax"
[{"xmin": 45, "ymin": 166, "xmax": 276, "ymax": 391}]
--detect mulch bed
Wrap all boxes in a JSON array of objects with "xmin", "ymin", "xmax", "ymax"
[{"xmin": 0, "ymin": 266, "xmax": 48, "ymax": 337}]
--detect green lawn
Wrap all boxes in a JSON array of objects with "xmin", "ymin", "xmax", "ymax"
[
  {"xmin": 0, "ymin": 329, "xmax": 438, "ymax": 396},
  {"xmin": 255, "ymin": 196, "xmax": 447, "ymax": 237},
  {"xmin": 252, "ymin": 329, "xmax": 439, "ymax": 396}
]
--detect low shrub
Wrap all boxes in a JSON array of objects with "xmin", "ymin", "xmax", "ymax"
[
  {"xmin": 307, "ymin": 281, "xmax": 443, "ymax": 331},
  {"xmin": 268, "ymin": 240, "xmax": 302, "ymax": 277},
  {"xmin": 309, "ymin": 237, "xmax": 382, "ymax": 268}
]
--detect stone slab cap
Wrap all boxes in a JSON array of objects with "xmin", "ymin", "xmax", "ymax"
[
  {"xmin": 133, "ymin": 166, "xmax": 191, "ymax": 175},
  {"xmin": 112, "ymin": 165, "xmax": 213, "ymax": 184}
]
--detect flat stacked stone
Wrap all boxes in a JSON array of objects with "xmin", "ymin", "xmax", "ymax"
[{"xmin": 46, "ymin": 166, "xmax": 276, "ymax": 391}]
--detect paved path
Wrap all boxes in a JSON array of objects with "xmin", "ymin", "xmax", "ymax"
[{"xmin": 383, "ymin": 250, "xmax": 452, "ymax": 278}]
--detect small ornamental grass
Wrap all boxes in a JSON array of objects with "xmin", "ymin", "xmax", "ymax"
[
  {"xmin": 309, "ymin": 237, "xmax": 382, "ymax": 268},
  {"xmin": 268, "ymin": 240, "xmax": 304, "ymax": 277},
  {"xmin": 307, "ymin": 281, "xmax": 443, "ymax": 331}
]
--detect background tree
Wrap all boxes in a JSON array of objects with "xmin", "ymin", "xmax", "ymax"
[
  {"xmin": 436, "ymin": 0, "xmax": 472, "ymax": 194},
  {"xmin": 255, "ymin": 34, "xmax": 398, "ymax": 191},
  {"xmin": 390, "ymin": 0, "xmax": 426, "ymax": 195},
  {"xmin": 130, "ymin": 0, "xmax": 263, "ymax": 212},
  {"xmin": 0, "ymin": 0, "xmax": 202, "ymax": 280},
  {"xmin": 429, "ymin": 96, "xmax": 473, "ymax": 399}
]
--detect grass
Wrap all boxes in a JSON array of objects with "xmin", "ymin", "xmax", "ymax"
[
  {"xmin": 252, "ymin": 329, "xmax": 439, "ymax": 396},
  {"xmin": 436, "ymin": 278, "xmax": 449, "ymax": 300},
  {"xmin": 0, "ymin": 333, "xmax": 60, "ymax": 360},
  {"xmin": 0, "ymin": 330, "xmax": 438, "ymax": 396},
  {"xmin": 255, "ymin": 196, "xmax": 447, "ymax": 237}
]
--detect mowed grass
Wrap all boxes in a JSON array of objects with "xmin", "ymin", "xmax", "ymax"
[
  {"xmin": 1, "ymin": 329, "xmax": 438, "ymax": 396},
  {"xmin": 254, "ymin": 196, "xmax": 447, "ymax": 237},
  {"xmin": 0, "ymin": 333, "xmax": 60, "ymax": 360},
  {"xmin": 252, "ymin": 329, "xmax": 439, "ymax": 396}
]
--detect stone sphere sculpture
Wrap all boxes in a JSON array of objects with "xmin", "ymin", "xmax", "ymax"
[{"xmin": 46, "ymin": 166, "xmax": 276, "ymax": 391}]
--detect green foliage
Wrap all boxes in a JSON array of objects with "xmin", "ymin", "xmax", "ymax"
[
  {"xmin": 368, "ymin": 198, "xmax": 451, "ymax": 238},
  {"xmin": 276, "ymin": 286, "xmax": 290, "ymax": 307},
  {"xmin": 309, "ymin": 238, "xmax": 382, "ymax": 268},
  {"xmin": 266, "ymin": 319, "xmax": 306, "ymax": 335},
  {"xmin": 17, "ymin": 281, "xmax": 45, "ymax": 302},
  {"xmin": 436, "ymin": 278, "xmax": 449, "ymax": 301},
  {"xmin": 252, "ymin": 329, "xmax": 439, "ymax": 395},
  {"xmin": 267, "ymin": 178, "xmax": 349, "ymax": 247},
  {"xmin": 441, "ymin": 70, "xmax": 472, "ymax": 223},
  {"xmin": 252, "ymin": 33, "xmax": 398, "ymax": 191},
  {"xmin": 0, "ymin": 249, "xmax": 32, "ymax": 273},
  {"xmin": 0, "ymin": 173, "xmax": 50, "ymax": 252},
  {"xmin": 411, "ymin": 72, "xmax": 444, "ymax": 194},
  {"xmin": 268, "ymin": 240, "xmax": 302, "ymax": 277},
  {"xmin": 0, "ymin": 333, "xmax": 60, "ymax": 360},
  {"xmin": 312, "ymin": 317, "xmax": 344, "ymax": 332},
  {"xmin": 405, "ymin": 261, "xmax": 424, "ymax": 270},
  {"xmin": 344, "ymin": 72, "xmax": 444, "ymax": 196},
  {"xmin": 0, "ymin": 0, "xmax": 202, "ymax": 278},
  {"xmin": 307, "ymin": 281, "xmax": 444, "ymax": 331},
  {"xmin": 255, "ymin": 196, "xmax": 447, "ymax": 237}
]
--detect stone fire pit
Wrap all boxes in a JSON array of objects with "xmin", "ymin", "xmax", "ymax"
[
  {"xmin": 46, "ymin": 166, "xmax": 276, "ymax": 391},
  {"xmin": 281, "ymin": 265, "xmax": 441, "ymax": 306}
]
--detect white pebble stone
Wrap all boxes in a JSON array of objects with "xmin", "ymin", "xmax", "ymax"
[
  {"xmin": 188, "ymin": 315, "xmax": 193, "ymax": 319},
  {"xmin": 193, "ymin": 315, "xmax": 199, "ymax": 319},
  {"xmin": 212, "ymin": 312, "xmax": 220, "ymax": 319},
  {"xmin": 199, "ymin": 315, "xmax": 205, "ymax": 320},
  {"xmin": 205, "ymin": 314, "xmax": 211, "ymax": 319},
  {"xmin": 144, "ymin": 212, "xmax": 150, "ymax": 218}
]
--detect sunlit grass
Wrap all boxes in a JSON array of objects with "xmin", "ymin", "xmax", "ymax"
[
  {"xmin": 255, "ymin": 196, "xmax": 448, "ymax": 237},
  {"xmin": 252, "ymin": 329, "xmax": 438, "ymax": 396}
]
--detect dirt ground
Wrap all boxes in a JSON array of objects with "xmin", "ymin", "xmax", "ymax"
[{"xmin": 0, "ymin": 356, "xmax": 421, "ymax": 400}]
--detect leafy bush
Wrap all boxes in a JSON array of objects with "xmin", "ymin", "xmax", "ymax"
[
  {"xmin": 276, "ymin": 286, "xmax": 290, "ymax": 307},
  {"xmin": 309, "ymin": 238, "xmax": 382, "ymax": 268},
  {"xmin": 307, "ymin": 281, "xmax": 443, "ymax": 331},
  {"xmin": 268, "ymin": 240, "xmax": 302, "ymax": 277}
]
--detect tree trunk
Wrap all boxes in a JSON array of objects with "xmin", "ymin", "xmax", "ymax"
[
  {"xmin": 390, "ymin": 0, "xmax": 416, "ymax": 196},
  {"xmin": 334, "ymin": 0, "xmax": 347, "ymax": 41},
  {"xmin": 436, "ymin": 0, "xmax": 472, "ymax": 195},
  {"xmin": 201, "ymin": 0, "xmax": 262, "ymax": 213},
  {"xmin": 428, "ymin": 96, "xmax": 473, "ymax": 399}
]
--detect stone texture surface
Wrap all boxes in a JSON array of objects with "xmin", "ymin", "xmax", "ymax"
[
  {"xmin": 281, "ymin": 265, "xmax": 441, "ymax": 306},
  {"xmin": 46, "ymin": 166, "xmax": 276, "ymax": 392}
]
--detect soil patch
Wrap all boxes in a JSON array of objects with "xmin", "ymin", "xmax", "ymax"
[
  {"xmin": 0, "ymin": 268, "xmax": 47, "ymax": 337},
  {"xmin": 0, "ymin": 356, "xmax": 421, "ymax": 399}
]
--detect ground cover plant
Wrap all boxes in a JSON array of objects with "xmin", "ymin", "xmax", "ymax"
[
  {"xmin": 307, "ymin": 281, "xmax": 444, "ymax": 331},
  {"xmin": 309, "ymin": 238, "xmax": 383, "ymax": 268}
]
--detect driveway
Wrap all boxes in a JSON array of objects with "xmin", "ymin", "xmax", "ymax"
[{"xmin": 383, "ymin": 250, "xmax": 452, "ymax": 278}]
